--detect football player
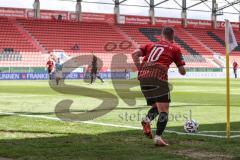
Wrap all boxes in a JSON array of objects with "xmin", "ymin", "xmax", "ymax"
[
  {"xmin": 233, "ymin": 60, "xmax": 238, "ymax": 79},
  {"xmin": 55, "ymin": 58, "xmax": 63, "ymax": 85},
  {"xmin": 46, "ymin": 57, "xmax": 55, "ymax": 80},
  {"xmin": 132, "ymin": 27, "xmax": 186, "ymax": 146},
  {"xmin": 90, "ymin": 54, "xmax": 104, "ymax": 84}
]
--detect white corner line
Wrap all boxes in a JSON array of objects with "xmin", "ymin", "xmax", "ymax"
[{"xmin": 0, "ymin": 111, "xmax": 239, "ymax": 139}]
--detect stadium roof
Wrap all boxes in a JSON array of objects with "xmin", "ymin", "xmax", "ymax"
[{"xmin": 0, "ymin": 0, "xmax": 239, "ymax": 21}]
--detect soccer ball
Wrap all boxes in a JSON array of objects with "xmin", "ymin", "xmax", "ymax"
[{"xmin": 184, "ymin": 120, "xmax": 199, "ymax": 133}]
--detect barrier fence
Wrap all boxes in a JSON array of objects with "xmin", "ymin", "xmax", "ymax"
[
  {"xmin": 0, "ymin": 72, "xmax": 130, "ymax": 80},
  {"xmin": 0, "ymin": 70, "xmax": 238, "ymax": 80}
]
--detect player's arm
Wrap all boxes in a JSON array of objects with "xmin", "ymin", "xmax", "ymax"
[
  {"xmin": 178, "ymin": 65, "xmax": 186, "ymax": 75},
  {"xmin": 173, "ymin": 48, "xmax": 186, "ymax": 76},
  {"xmin": 132, "ymin": 49, "xmax": 143, "ymax": 70}
]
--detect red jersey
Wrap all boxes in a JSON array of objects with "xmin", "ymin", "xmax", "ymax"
[
  {"xmin": 233, "ymin": 62, "xmax": 238, "ymax": 70},
  {"xmin": 138, "ymin": 40, "xmax": 185, "ymax": 81},
  {"xmin": 47, "ymin": 60, "xmax": 54, "ymax": 70}
]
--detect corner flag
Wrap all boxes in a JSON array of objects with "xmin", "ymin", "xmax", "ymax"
[
  {"xmin": 225, "ymin": 19, "xmax": 238, "ymax": 53},
  {"xmin": 225, "ymin": 19, "xmax": 238, "ymax": 139}
]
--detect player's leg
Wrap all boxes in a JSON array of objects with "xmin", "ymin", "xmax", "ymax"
[
  {"xmin": 141, "ymin": 104, "xmax": 158, "ymax": 139},
  {"xmin": 144, "ymin": 104, "xmax": 159, "ymax": 121},
  {"xmin": 58, "ymin": 71, "xmax": 63, "ymax": 85},
  {"xmin": 154, "ymin": 102, "xmax": 169, "ymax": 146},
  {"xmin": 56, "ymin": 72, "xmax": 61, "ymax": 85},
  {"xmin": 140, "ymin": 85, "xmax": 159, "ymax": 138},
  {"xmin": 56, "ymin": 77, "xmax": 60, "ymax": 85},
  {"xmin": 51, "ymin": 69, "xmax": 55, "ymax": 80},
  {"xmin": 48, "ymin": 69, "xmax": 52, "ymax": 80},
  {"xmin": 93, "ymin": 74, "xmax": 97, "ymax": 83},
  {"xmin": 234, "ymin": 69, "xmax": 237, "ymax": 79},
  {"xmin": 153, "ymin": 82, "xmax": 171, "ymax": 147},
  {"xmin": 90, "ymin": 73, "xmax": 94, "ymax": 84},
  {"xmin": 55, "ymin": 71, "xmax": 58, "ymax": 85},
  {"xmin": 140, "ymin": 78, "xmax": 169, "ymax": 140},
  {"xmin": 96, "ymin": 75, "xmax": 104, "ymax": 83}
]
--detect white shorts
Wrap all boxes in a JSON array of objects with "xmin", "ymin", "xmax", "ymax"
[{"xmin": 55, "ymin": 71, "xmax": 63, "ymax": 78}]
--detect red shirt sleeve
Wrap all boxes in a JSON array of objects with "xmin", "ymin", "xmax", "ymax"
[
  {"xmin": 233, "ymin": 62, "xmax": 238, "ymax": 68},
  {"xmin": 173, "ymin": 47, "xmax": 185, "ymax": 67},
  {"xmin": 47, "ymin": 61, "xmax": 54, "ymax": 67},
  {"xmin": 139, "ymin": 44, "xmax": 151, "ymax": 57}
]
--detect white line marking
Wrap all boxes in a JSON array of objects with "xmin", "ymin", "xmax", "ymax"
[
  {"xmin": 230, "ymin": 135, "xmax": 240, "ymax": 138},
  {"xmin": 199, "ymin": 131, "xmax": 240, "ymax": 133},
  {"xmin": 0, "ymin": 111, "xmax": 239, "ymax": 139},
  {"xmin": 0, "ymin": 95, "xmax": 51, "ymax": 98}
]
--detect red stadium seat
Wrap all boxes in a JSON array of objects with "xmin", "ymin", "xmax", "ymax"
[{"xmin": 0, "ymin": 16, "xmax": 239, "ymax": 69}]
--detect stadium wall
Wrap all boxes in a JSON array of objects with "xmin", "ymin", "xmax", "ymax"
[
  {"xmin": 0, "ymin": 7, "xmax": 239, "ymax": 30},
  {"xmin": 0, "ymin": 72, "xmax": 129, "ymax": 80},
  {"xmin": 129, "ymin": 70, "xmax": 238, "ymax": 79},
  {"xmin": 0, "ymin": 71, "xmax": 238, "ymax": 80},
  {"xmin": 169, "ymin": 71, "xmax": 238, "ymax": 79}
]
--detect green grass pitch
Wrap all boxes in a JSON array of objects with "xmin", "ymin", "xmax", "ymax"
[{"xmin": 0, "ymin": 79, "xmax": 239, "ymax": 160}]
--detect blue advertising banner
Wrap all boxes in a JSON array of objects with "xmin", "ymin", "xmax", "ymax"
[{"xmin": 0, "ymin": 72, "xmax": 130, "ymax": 80}]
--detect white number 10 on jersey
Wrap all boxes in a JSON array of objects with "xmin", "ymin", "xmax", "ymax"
[{"xmin": 147, "ymin": 47, "xmax": 164, "ymax": 62}]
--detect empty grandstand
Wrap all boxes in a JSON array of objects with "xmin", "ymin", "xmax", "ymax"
[{"xmin": 0, "ymin": 1, "xmax": 239, "ymax": 73}]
